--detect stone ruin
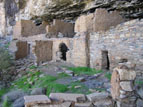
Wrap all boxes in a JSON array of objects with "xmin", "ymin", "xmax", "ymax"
[
  {"xmin": 7, "ymin": 7, "xmax": 143, "ymax": 107},
  {"xmin": 11, "ymin": 8, "xmax": 143, "ymax": 74}
]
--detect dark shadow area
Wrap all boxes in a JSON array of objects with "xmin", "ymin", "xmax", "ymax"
[{"xmin": 101, "ymin": 50, "xmax": 110, "ymax": 70}]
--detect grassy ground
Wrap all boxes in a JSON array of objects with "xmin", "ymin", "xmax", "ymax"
[
  {"xmin": 1, "ymin": 66, "xmax": 109, "ymax": 99},
  {"xmin": 11, "ymin": 66, "xmax": 105, "ymax": 96}
]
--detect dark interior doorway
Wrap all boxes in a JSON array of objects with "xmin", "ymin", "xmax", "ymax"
[
  {"xmin": 59, "ymin": 43, "xmax": 69, "ymax": 61},
  {"xmin": 101, "ymin": 50, "xmax": 110, "ymax": 70}
]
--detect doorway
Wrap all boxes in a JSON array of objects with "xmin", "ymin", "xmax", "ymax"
[
  {"xmin": 101, "ymin": 50, "xmax": 110, "ymax": 70},
  {"xmin": 59, "ymin": 43, "xmax": 69, "ymax": 61}
]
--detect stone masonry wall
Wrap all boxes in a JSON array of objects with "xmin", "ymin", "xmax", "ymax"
[
  {"xmin": 52, "ymin": 36, "xmax": 88, "ymax": 67},
  {"xmin": 15, "ymin": 41, "xmax": 29, "ymax": 60},
  {"xmin": 46, "ymin": 19, "xmax": 74, "ymax": 38},
  {"xmin": 13, "ymin": 20, "xmax": 48, "ymax": 39},
  {"xmin": 33, "ymin": 40, "xmax": 53, "ymax": 65},
  {"xmin": 90, "ymin": 19, "xmax": 143, "ymax": 74},
  {"xmin": 75, "ymin": 9, "xmax": 125, "ymax": 33},
  {"xmin": 0, "ymin": 2, "xmax": 6, "ymax": 37}
]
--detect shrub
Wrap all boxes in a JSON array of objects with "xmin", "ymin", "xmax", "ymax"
[
  {"xmin": 0, "ymin": 47, "xmax": 15, "ymax": 87},
  {"xmin": 0, "ymin": 48, "xmax": 12, "ymax": 70},
  {"xmin": 2, "ymin": 96, "xmax": 11, "ymax": 107}
]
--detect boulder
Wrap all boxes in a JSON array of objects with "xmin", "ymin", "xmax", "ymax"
[
  {"xmin": 137, "ymin": 86, "xmax": 143, "ymax": 99},
  {"xmin": 30, "ymin": 88, "xmax": 46, "ymax": 95},
  {"xmin": 137, "ymin": 99, "xmax": 143, "ymax": 107},
  {"xmin": 93, "ymin": 97, "xmax": 113, "ymax": 107},
  {"xmin": 12, "ymin": 97, "xmax": 25, "ymax": 107},
  {"xmin": 3, "ymin": 90, "xmax": 25, "ymax": 102},
  {"xmin": 86, "ymin": 92, "xmax": 110, "ymax": 102}
]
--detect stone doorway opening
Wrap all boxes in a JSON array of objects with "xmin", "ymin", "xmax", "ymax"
[
  {"xmin": 59, "ymin": 43, "xmax": 69, "ymax": 61},
  {"xmin": 101, "ymin": 50, "xmax": 110, "ymax": 70}
]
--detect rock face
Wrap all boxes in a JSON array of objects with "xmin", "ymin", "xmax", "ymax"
[
  {"xmin": 16, "ymin": 0, "xmax": 143, "ymax": 21},
  {"xmin": 0, "ymin": 0, "xmax": 143, "ymax": 37}
]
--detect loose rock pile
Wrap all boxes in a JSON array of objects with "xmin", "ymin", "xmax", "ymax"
[
  {"xmin": 111, "ymin": 65, "xmax": 143, "ymax": 107},
  {"xmin": 24, "ymin": 92, "xmax": 113, "ymax": 107}
]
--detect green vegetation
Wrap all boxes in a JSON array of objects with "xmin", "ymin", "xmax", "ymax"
[
  {"xmin": 135, "ymin": 80, "xmax": 143, "ymax": 85},
  {"xmin": 29, "ymin": 65, "xmax": 38, "ymax": 69},
  {"xmin": 104, "ymin": 72, "xmax": 112, "ymax": 80},
  {"xmin": 46, "ymin": 83, "xmax": 68, "ymax": 96},
  {"xmin": 0, "ymin": 47, "xmax": 14, "ymax": 87},
  {"xmin": 11, "ymin": 70, "xmax": 69, "ymax": 96},
  {"xmin": 0, "ymin": 47, "xmax": 13, "ymax": 70},
  {"xmin": 2, "ymin": 97, "xmax": 11, "ymax": 107},
  {"xmin": 67, "ymin": 67, "xmax": 102, "ymax": 75},
  {"xmin": 67, "ymin": 81, "xmax": 90, "ymax": 94},
  {"xmin": 57, "ymin": 72, "xmax": 70, "ymax": 78},
  {"xmin": 0, "ymin": 88, "xmax": 8, "ymax": 101}
]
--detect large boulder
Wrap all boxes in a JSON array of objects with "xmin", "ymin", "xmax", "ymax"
[
  {"xmin": 30, "ymin": 88, "xmax": 46, "ymax": 95},
  {"xmin": 12, "ymin": 97, "xmax": 25, "ymax": 107},
  {"xmin": 3, "ymin": 90, "xmax": 25, "ymax": 102}
]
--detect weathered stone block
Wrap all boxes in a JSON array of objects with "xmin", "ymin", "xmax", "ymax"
[
  {"xmin": 24, "ymin": 95, "xmax": 51, "ymax": 107},
  {"xmin": 116, "ymin": 68, "xmax": 136, "ymax": 81},
  {"xmin": 93, "ymin": 97, "xmax": 113, "ymax": 107},
  {"xmin": 111, "ymin": 70, "xmax": 120, "ymax": 100},
  {"xmin": 49, "ymin": 93, "xmax": 86, "ymax": 102},
  {"xmin": 75, "ymin": 102, "xmax": 93, "ymax": 107},
  {"xmin": 120, "ymin": 81, "xmax": 133, "ymax": 92},
  {"xmin": 86, "ymin": 92, "xmax": 110, "ymax": 102}
]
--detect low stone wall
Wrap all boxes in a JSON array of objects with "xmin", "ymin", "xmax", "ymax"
[
  {"xmin": 24, "ymin": 92, "xmax": 113, "ymax": 107},
  {"xmin": 90, "ymin": 19, "xmax": 143, "ymax": 72}
]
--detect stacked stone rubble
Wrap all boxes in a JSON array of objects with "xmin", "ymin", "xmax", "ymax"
[
  {"xmin": 111, "ymin": 65, "xmax": 137, "ymax": 107},
  {"xmin": 24, "ymin": 92, "xmax": 113, "ymax": 107}
]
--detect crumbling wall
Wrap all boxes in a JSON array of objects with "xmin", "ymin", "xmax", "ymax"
[
  {"xmin": 75, "ymin": 9, "xmax": 125, "ymax": 33},
  {"xmin": 33, "ymin": 40, "xmax": 53, "ymax": 64},
  {"xmin": 52, "ymin": 38, "xmax": 70, "ymax": 61},
  {"xmin": 0, "ymin": 2, "xmax": 6, "ymax": 37},
  {"xmin": 75, "ymin": 13, "xmax": 94, "ymax": 33},
  {"xmin": 46, "ymin": 19, "xmax": 74, "ymax": 38},
  {"xmin": 90, "ymin": 19, "xmax": 143, "ymax": 73},
  {"xmin": 93, "ymin": 9, "xmax": 125, "ymax": 32},
  {"xmin": 13, "ymin": 20, "xmax": 48, "ymax": 39},
  {"xmin": 11, "ymin": 41, "xmax": 29, "ymax": 60},
  {"xmin": 52, "ymin": 37, "xmax": 88, "ymax": 67}
]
